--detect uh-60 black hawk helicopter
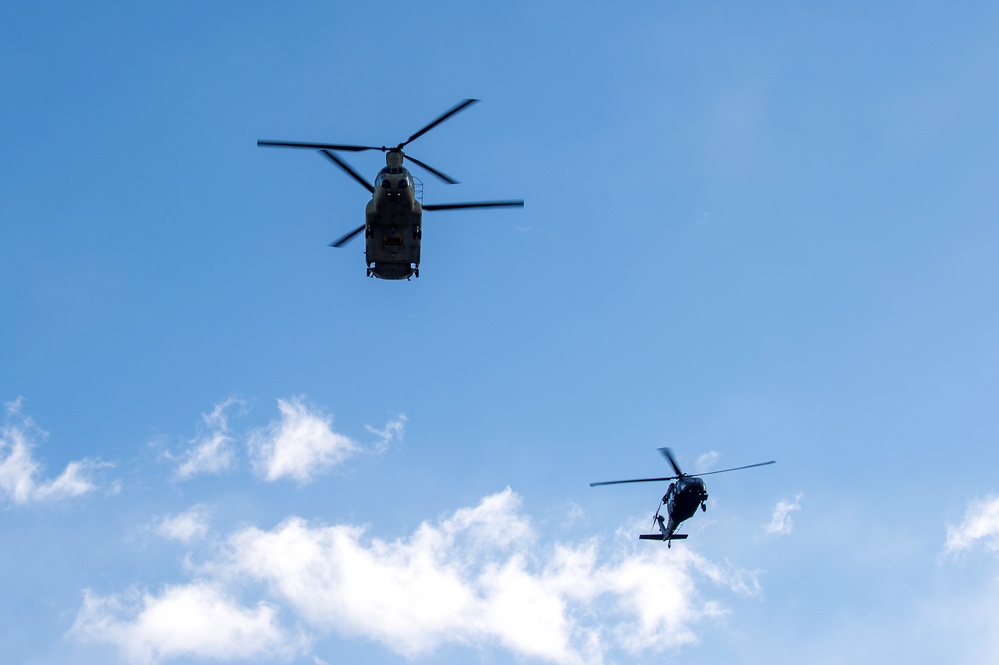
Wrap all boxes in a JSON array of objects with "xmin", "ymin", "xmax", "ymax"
[
  {"xmin": 258, "ymin": 99, "xmax": 524, "ymax": 280},
  {"xmin": 591, "ymin": 448, "xmax": 776, "ymax": 547}
]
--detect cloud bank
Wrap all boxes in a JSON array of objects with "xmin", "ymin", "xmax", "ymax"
[{"xmin": 74, "ymin": 488, "xmax": 760, "ymax": 665}]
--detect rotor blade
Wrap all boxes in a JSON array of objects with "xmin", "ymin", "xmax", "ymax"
[
  {"xmin": 329, "ymin": 224, "xmax": 366, "ymax": 248},
  {"xmin": 657, "ymin": 448, "xmax": 684, "ymax": 477},
  {"xmin": 590, "ymin": 476, "xmax": 679, "ymax": 487},
  {"xmin": 423, "ymin": 200, "xmax": 524, "ymax": 211},
  {"xmin": 258, "ymin": 140, "xmax": 379, "ymax": 152},
  {"xmin": 693, "ymin": 460, "xmax": 777, "ymax": 477},
  {"xmin": 591, "ymin": 460, "xmax": 777, "ymax": 486},
  {"xmin": 403, "ymin": 154, "xmax": 459, "ymax": 184},
  {"xmin": 320, "ymin": 150, "xmax": 374, "ymax": 193},
  {"xmin": 401, "ymin": 99, "xmax": 479, "ymax": 148}
]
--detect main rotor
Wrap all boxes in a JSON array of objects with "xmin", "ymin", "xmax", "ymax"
[
  {"xmin": 590, "ymin": 448, "xmax": 776, "ymax": 487},
  {"xmin": 258, "ymin": 98, "xmax": 480, "ymax": 184}
]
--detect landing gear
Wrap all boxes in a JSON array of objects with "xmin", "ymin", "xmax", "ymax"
[{"xmin": 701, "ymin": 502, "xmax": 707, "ymax": 512}]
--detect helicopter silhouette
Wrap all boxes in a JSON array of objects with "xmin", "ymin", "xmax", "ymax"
[
  {"xmin": 591, "ymin": 448, "xmax": 776, "ymax": 547},
  {"xmin": 258, "ymin": 99, "xmax": 523, "ymax": 280}
]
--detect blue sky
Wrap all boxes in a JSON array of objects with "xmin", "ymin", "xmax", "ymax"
[{"xmin": 3, "ymin": 2, "xmax": 999, "ymax": 663}]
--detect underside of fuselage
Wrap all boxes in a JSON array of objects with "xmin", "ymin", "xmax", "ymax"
[{"xmin": 364, "ymin": 199, "xmax": 422, "ymax": 280}]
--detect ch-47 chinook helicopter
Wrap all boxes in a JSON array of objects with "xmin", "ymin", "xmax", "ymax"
[
  {"xmin": 591, "ymin": 448, "xmax": 776, "ymax": 547},
  {"xmin": 258, "ymin": 99, "xmax": 524, "ymax": 280}
]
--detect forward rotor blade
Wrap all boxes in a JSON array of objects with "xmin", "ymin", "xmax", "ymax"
[
  {"xmin": 693, "ymin": 460, "xmax": 777, "ymax": 477},
  {"xmin": 258, "ymin": 140, "xmax": 378, "ymax": 152},
  {"xmin": 320, "ymin": 150, "xmax": 374, "ymax": 193},
  {"xmin": 658, "ymin": 448, "xmax": 684, "ymax": 477},
  {"xmin": 329, "ymin": 224, "xmax": 366, "ymax": 248},
  {"xmin": 422, "ymin": 200, "xmax": 525, "ymax": 211},
  {"xmin": 590, "ymin": 476, "xmax": 679, "ymax": 487},
  {"xmin": 401, "ymin": 99, "xmax": 479, "ymax": 148},
  {"xmin": 404, "ymin": 154, "xmax": 459, "ymax": 184}
]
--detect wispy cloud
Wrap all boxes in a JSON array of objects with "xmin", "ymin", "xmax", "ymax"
[
  {"xmin": 945, "ymin": 495, "xmax": 999, "ymax": 555},
  {"xmin": 248, "ymin": 396, "xmax": 362, "ymax": 484},
  {"xmin": 695, "ymin": 451, "xmax": 720, "ymax": 473},
  {"xmin": 365, "ymin": 414, "xmax": 406, "ymax": 453},
  {"xmin": 155, "ymin": 505, "xmax": 212, "ymax": 544},
  {"xmin": 0, "ymin": 398, "xmax": 112, "ymax": 505},
  {"xmin": 765, "ymin": 493, "xmax": 802, "ymax": 535},
  {"xmin": 168, "ymin": 398, "xmax": 243, "ymax": 481},
  {"xmin": 74, "ymin": 489, "xmax": 760, "ymax": 664},
  {"xmin": 165, "ymin": 398, "xmax": 397, "ymax": 483}
]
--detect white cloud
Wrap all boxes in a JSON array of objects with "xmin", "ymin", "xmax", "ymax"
[
  {"xmin": 71, "ymin": 582, "xmax": 303, "ymax": 664},
  {"xmin": 365, "ymin": 414, "xmax": 406, "ymax": 453},
  {"xmin": 167, "ymin": 397, "xmax": 392, "ymax": 483},
  {"xmin": 195, "ymin": 488, "xmax": 754, "ymax": 664},
  {"xmin": 765, "ymin": 493, "xmax": 802, "ymax": 535},
  {"xmin": 248, "ymin": 397, "xmax": 361, "ymax": 483},
  {"xmin": 945, "ymin": 495, "xmax": 999, "ymax": 554},
  {"xmin": 170, "ymin": 398, "xmax": 242, "ymax": 480},
  {"xmin": 0, "ymin": 398, "xmax": 111, "ymax": 505},
  {"xmin": 156, "ymin": 505, "xmax": 211, "ymax": 544},
  {"xmin": 73, "ymin": 489, "xmax": 761, "ymax": 664}
]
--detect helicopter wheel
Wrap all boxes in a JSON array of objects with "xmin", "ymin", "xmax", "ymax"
[
  {"xmin": 667, "ymin": 540, "xmax": 671, "ymax": 549},
  {"xmin": 701, "ymin": 503, "xmax": 707, "ymax": 512}
]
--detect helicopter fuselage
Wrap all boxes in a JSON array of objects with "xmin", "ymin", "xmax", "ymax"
[
  {"xmin": 364, "ymin": 158, "xmax": 422, "ymax": 280},
  {"xmin": 645, "ymin": 477, "xmax": 710, "ymax": 544},
  {"xmin": 664, "ymin": 476, "xmax": 709, "ymax": 526}
]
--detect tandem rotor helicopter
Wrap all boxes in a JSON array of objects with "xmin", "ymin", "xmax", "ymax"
[
  {"xmin": 591, "ymin": 448, "xmax": 776, "ymax": 547},
  {"xmin": 258, "ymin": 99, "xmax": 524, "ymax": 280}
]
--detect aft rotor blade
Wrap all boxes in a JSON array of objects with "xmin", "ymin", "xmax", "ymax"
[
  {"xmin": 320, "ymin": 150, "xmax": 374, "ymax": 193},
  {"xmin": 658, "ymin": 448, "xmax": 684, "ymax": 477},
  {"xmin": 693, "ymin": 460, "xmax": 777, "ymax": 477},
  {"xmin": 590, "ymin": 476, "xmax": 679, "ymax": 487},
  {"xmin": 329, "ymin": 224, "xmax": 366, "ymax": 248},
  {"xmin": 404, "ymin": 154, "xmax": 459, "ymax": 184},
  {"xmin": 401, "ymin": 99, "xmax": 479, "ymax": 148},
  {"xmin": 258, "ymin": 140, "xmax": 378, "ymax": 152},
  {"xmin": 423, "ymin": 200, "xmax": 525, "ymax": 211}
]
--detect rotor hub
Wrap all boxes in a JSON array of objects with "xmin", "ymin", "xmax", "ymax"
[{"xmin": 386, "ymin": 151, "xmax": 404, "ymax": 168}]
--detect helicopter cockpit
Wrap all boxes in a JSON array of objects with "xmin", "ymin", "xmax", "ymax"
[{"xmin": 374, "ymin": 166, "xmax": 413, "ymax": 193}]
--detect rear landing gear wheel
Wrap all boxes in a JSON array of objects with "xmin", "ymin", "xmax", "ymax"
[{"xmin": 701, "ymin": 503, "xmax": 707, "ymax": 512}]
